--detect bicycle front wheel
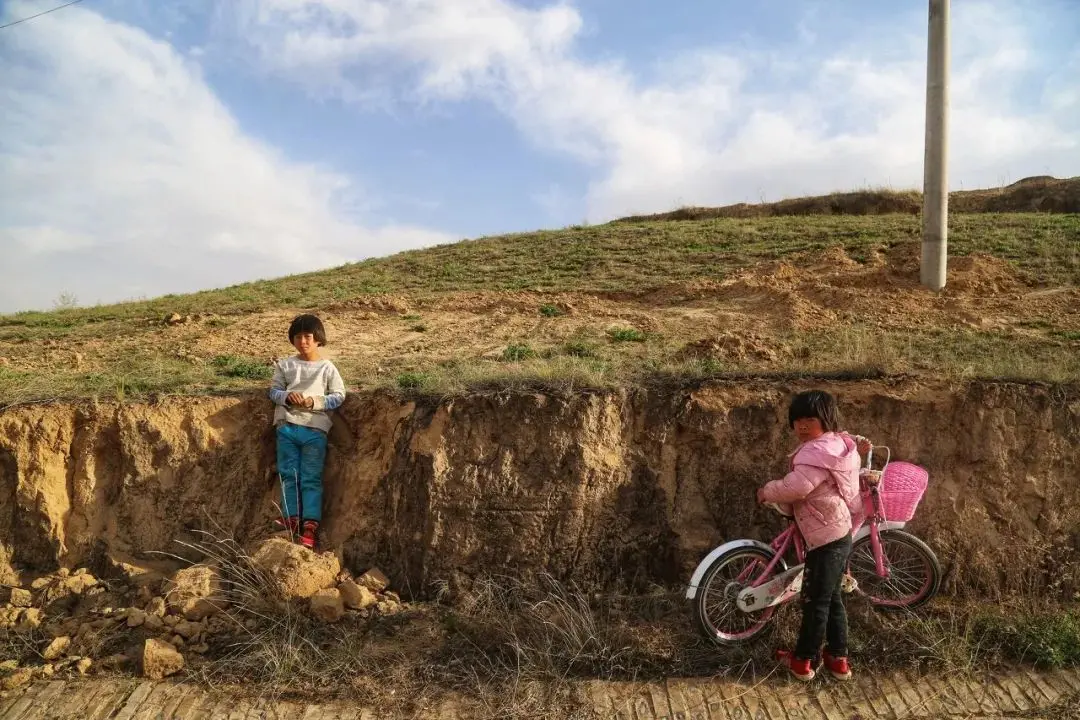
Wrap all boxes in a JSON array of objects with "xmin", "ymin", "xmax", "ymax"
[
  {"xmin": 692, "ymin": 546, "xmax": 781, "ymax": 645},
  {"xmin": 850, "ymin": 529, "xmax": 941, "ymax": 610}
]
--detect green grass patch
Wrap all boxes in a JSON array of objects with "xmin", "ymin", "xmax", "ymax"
[
  {"xmin": 396, "ymin": 372, "xmax": 430, "ymax": 390},
  {"xmin": 975, "ymin": 609, "xmax": 1080, "ymax": 668},
  {"xmin": 607, "ymin": 328, "xmax": 646, "ymax": 343},
  {"xmin": 562, "ymin": 341, "xmax": 599, "ymax": 358},
  {"xmin": 211, "ymin": 355, "xmax": 274, "ymax": 381},
  {"xmin": 539, "ymin": 304, "xmax": 565, "ymax": 318},
  {"xmin": 501, "ymin": 344, "xmax": 537, "ymax": 362}
]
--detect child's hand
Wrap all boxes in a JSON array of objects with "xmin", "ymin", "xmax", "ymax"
[
  {"xmin": 286, "ymin": 392, "xmax": 305, "ymax": 406},
  {"xmin": 303, "ymin": 396, "xmax": 314, "ymax": 409},
  {"xmin": 756, "ymin": 488, "xmax": 766, "ymax": 504},
  {"xmin": 856, "ymin": 437, "xmax": 872, "ymax": 455}
]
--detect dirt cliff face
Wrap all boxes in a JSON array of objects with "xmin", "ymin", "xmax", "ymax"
[{"xmin": 1, "ymin": 381, "xmax": 1078, "ymax": 598}]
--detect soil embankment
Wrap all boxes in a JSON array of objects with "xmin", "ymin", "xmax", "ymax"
[{"xmin": 1, "ymin": 380, "xmax": 1078, "ymax": 598}]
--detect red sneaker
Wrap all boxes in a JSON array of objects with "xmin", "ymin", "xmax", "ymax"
[
  {"xmin": 774, "ymin": 649, "xmax": 815, "ymax": 682},
  {"xmin": 823, "ymin": 651, "xmax": 852, "ymax": 681},
  {"xmin": 274, "ymin": 516, "xmax": 299, "ymax": 535},
  {"xmin": 299, "ymin": 520, "xmax": 319, "ymax": 550}
]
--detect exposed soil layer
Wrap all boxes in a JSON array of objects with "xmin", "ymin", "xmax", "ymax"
[{"xmin": 1, "ymin": 380, "xmax": 1078, "ymax": 598}]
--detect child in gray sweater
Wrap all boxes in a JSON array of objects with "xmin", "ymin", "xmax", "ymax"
[{"xmin": 268, "ymin": 314, "xmax": 346, "ymax": 548}]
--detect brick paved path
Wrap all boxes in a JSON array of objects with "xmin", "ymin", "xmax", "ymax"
[{"xmin": 2, "ymin": 667, "xmax": 1077, "ymax": 719}]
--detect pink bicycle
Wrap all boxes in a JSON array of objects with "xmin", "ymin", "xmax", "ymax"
[{"xmin": 686, "ymin": 439, "xmax": 941, "ymax": 644}]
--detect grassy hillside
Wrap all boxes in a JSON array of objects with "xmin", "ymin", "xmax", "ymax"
[{"xmin": 1, "ymin": 182, "xmax": 1078, "ymax": 406}]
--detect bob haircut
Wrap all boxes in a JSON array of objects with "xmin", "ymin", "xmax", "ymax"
[
  {"xmin": 787, "ymin": 390, "xmax": 841, "ymax": 432},
  {"xmin": 288, "ymin": 314, "xmax": 327, "ymax": 346}
]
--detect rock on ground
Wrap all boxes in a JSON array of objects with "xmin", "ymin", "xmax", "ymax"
[
  {"xmin": 309, "ymin": 589, "xmax": 344, "ymax": 623},
  {"xmin": 251, "ymin": 538, "xmax": 340, "ymax": 600},
  {"xmin": 338, "ymin": 580, "xmax": 377, "ymax": 610},
  {"xmin": 42, "ymin": 636, "xmax": 71, "ymax": 661},
  {"xmin": 9, "ymin": 588, "xmax": 31, "ymax": 608},
  {"xmin": 164, "ymin": 565, "xmax": 226, "ymax": 620},
  {"xmin": 173, "ymin": 620, "xmax": 202, "ymax": 640},
  {"xmin": 357, "ymin": 568, "xmax": 390, "ymax": 592},
  {"xmin": 0, "ymin": 669, "xmax": 32, "ymax": 692},
  {"xmin": 146, "ymin": 597, "xmax": 167, "ymax": 617},
  {"xmin": 62, "ymin": 572, "xmax": 98, "ymax": 595},
  {"xmin": 142, "ymin": 639, "xmax": 184, "ymax": 680},
  {"xmin": 16, "ymin": 608, "xmax": 43, "ymax": 631}
]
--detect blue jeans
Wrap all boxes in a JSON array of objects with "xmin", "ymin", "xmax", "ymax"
[{"xmin": 276, "ymin": 423, "xmax": 327, "ymax": 522}]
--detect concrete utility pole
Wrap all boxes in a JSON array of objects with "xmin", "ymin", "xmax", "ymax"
[{"xmin": 921, "ymin": 0, "xmax": 950, "ymax": 290}]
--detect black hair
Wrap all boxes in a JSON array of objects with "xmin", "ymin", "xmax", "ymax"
[
  {"xmin": 288, "ymin": 314, "xmax": 327, "ymax": 346},
  {"xmin": 788, "ymin": 390, "xmax": 841, "ymax": 432}
]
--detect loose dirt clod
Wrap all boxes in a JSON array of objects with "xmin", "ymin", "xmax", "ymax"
[
  {"xmin": 42, "ymin": 636, "xmax": 71, "ymax": 661},
  {"xmin": 164, "ymin": 565, "xmax": 226, "ymax": 620},
  {"xmin": 142, "ymin": 639, "xmax": 184, "ymax": 680},
  {"xmin": 251, "ymin": 538, "xmax": 340, "ymax": 601},
  {"xmin": 339, "ymin": 580, "xmax": 376, "ymax": 610},
  {"xmin": 309, "ymin": 589, "xmax": 344, "ymax": 623}
]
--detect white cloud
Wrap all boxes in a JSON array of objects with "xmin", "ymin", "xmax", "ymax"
[
  {"xmin": 2, "ymin": 0, "xmax": 1076, "ymax": 313},
  {"xmin": 234, "ymin": 0, "xmax": 1080, "ymax": 220},
  {"xmin": 0, "ymin": 2, "xmax": 452, "ymax": 313}
]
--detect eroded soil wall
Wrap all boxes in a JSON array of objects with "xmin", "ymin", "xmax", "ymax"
[{"xmin": 1, "ymin": 380, "xmax": 1078, "ymax": 598}]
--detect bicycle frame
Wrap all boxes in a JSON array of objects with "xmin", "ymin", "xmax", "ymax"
[
  {"xmin": 684, "ymin": 438, "xmax": 903, "ymax": 603},
  {"xmin": 737, "ymin": 522, "xmax": 805, "ymax": 588}
]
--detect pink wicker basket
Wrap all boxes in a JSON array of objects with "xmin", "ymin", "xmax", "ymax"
[{"xmin": 877, "ymin": 461, "xmax": 929, "ymax": 521}]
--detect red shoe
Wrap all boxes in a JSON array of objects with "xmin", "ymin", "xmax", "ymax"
[
  {"xmin": 774, "ymin": 649, "xmax": 815, "ymax": 682},
  {"xmin": 299, "ymin": 520, "xmax": 319, "ymax": 549},
  {"xmin": 274, "ymin": 516, "xmax": 299, "ymax": 535},
  {"xmin": 822, "ymin": 651, "xmax": 852, "ymax": 681}
]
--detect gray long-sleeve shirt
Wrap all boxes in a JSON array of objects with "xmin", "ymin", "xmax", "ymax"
[{"xmin": 268, "ymin": 356, "xmax": 346, "ymax": 433}]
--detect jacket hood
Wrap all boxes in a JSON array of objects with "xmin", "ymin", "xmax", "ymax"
[{"xmin": 793, "ymin": 432, "xmax": 860, "ymax": 471}]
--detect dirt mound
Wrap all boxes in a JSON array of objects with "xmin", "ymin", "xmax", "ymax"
[
  {"xmin": 678, "ymin": 332, "xmax": 785, "ymax": 364},
  {"xmin": 618, "ymin": 176, "xmax": 1080, "ymax": 222},
  {"xmin": 945, "ymin": 254, "xmax": 1027, "ymax": 294},
  {"xmin": 959, "ymin": 176, "xmax": 1080, "ymax": 213}
]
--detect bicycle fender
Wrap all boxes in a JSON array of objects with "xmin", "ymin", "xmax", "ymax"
[
  {"xmin": 685, "ymin": 539, "xmax": 779, "ymax": 600},
  {"xmin": 852, "ymin": 521, "xmax": 906, "ymax": 544}
]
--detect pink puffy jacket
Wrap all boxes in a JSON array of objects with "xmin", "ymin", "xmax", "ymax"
[{"xmin": 760, "ymin": 432, "xmax": 863, "ymax": 550}]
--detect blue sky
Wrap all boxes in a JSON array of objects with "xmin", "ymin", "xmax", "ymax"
[{"xmin": 1, "ymin": 0, "xmax": 1077, "ymax": 312}]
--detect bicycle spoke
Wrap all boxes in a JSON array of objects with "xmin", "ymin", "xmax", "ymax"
[
  {"xmin": 697, "ymin": 548, "xmax": 778, "ymax": 642},
  {"xmin": 850, "ymin": 532, "xmax": 937, "ymax": 607}
]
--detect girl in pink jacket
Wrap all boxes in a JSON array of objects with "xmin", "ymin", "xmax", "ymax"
[{"xmin": 756, "ymin": 390, "xmax": 864, "ymax": 682}]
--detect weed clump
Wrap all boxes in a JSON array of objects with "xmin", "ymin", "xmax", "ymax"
[
  {"xmin": 607, "ymin": 328, "xmax": 646, "ymax": 343},
  {"xmin": 211, "ymin": 355, "xmax": 273, "ymax": 380}
]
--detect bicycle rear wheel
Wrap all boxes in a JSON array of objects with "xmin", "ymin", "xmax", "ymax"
[
  {"xmin": 849, "ymin": 529, "xmax": 941, "ymax": 610},
  {"xmin": 692, "ymin": 546, "xmax": 782, "ymax": 645}
]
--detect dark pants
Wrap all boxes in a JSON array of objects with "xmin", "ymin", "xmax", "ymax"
[{"xmin": 795, "ymin": 533, "xmax": 852, "ymax": 660}]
